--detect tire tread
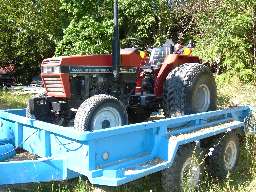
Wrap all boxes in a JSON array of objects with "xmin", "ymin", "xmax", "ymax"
[
  {"xmin": 74, "ymin": 94, "xmax": 128, "ymax": 132},
  {"xmin": 163, "ymin": 63, "xmax": 216, "ymax": 117}
]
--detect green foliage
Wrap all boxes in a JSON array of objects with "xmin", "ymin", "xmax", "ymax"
[
  {"xmin": 216, "ymin": 74, "xmax": 256, "ymax": 107},
  {"xmin": 56, "ymin": 0, "xmax": 177, "ymax": 55},
  {"xmin": 56, "ymin": 0, "xmax": 256, "ymax": 84},
  {"xmin": 0, "ymin": 0, "xmax": 64, "ymax": 83},
  {"xmin": 0, "ymin": 0, "xmax": 255, "ymax": 83},
  {"xmin": 56, "ymin": 17, "xmax": 113, "ymax": 55},
  {"xmin": 192, "ymin": 0, "xmax": 256, "ymax": 81}
]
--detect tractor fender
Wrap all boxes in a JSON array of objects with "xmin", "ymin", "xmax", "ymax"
[{"xmin": 154, "ymin": 54, "xmax": 200, "ymax": 97}]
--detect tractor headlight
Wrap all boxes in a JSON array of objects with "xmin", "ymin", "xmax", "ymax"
[
  {"xmin": 53, "ymin": 66, "xmax": 61, "ymax": 73},
  {"xmin": 42, "ymin": 66, "xmax": 49, "ymax": 74},
  {"xmin": 42, "ymin": 66, "xmax": 61, "ymax": 74}
]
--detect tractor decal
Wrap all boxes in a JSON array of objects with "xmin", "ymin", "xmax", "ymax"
[{"xmin": 69, "ymin": 66, "xmax": 112, "ymax": 74}]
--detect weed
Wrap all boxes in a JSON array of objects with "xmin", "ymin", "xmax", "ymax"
[{"xmin": 0, "ymin": 91, "xmax": 31, "ymax": 109}]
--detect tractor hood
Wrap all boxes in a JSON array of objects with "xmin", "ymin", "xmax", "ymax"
[{"xmin": 42, "ymin": 48, "xmax": 146, "ymax": 68}]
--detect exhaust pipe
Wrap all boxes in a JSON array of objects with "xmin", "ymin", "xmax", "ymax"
[{"xmin": 112, "ymin": 0, "xmax": 120, "ymax": 80}]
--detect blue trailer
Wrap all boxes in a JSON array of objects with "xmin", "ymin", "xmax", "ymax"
[{"xmin": 0, "ymin": 106, "xmax": 255, "ymax": 191}]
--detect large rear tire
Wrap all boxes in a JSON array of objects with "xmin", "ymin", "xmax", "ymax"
[
  {"xmin": 163, "ymin": 63, "xmax": 216, "ymax": 117},
  {"xmin": 74, "ymin": 94, "xmax": 128, "ymax": 132}
]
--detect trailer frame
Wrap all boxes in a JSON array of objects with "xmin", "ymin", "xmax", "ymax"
[{"xmin": 0, "ymin": 106, "xmax": 254, "ymax": 186}]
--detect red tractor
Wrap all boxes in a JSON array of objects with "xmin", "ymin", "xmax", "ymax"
[{"xmin": 27, "ymin": 1, "xmax": 216, "ymax": 131}]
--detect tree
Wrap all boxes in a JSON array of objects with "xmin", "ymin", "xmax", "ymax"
[
  {"xmin": 56, "ymin": 0, "xmax": 178, "ymax": 55},
  {"xmin": 0, "ymin": 0, "xmax": 64, "ymax": 83},
  {"xmin": 191, "ymin": 0, "xmax": 256, "ymax": 81}
]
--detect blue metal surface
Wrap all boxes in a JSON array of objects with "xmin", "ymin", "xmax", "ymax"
[
  {"xmin": 0, "ymin": 106, "xmax": 252, "ymax": 186},
  {"xmin": 0, "ymin": 158, "xmax": 78, "ymax": 185},
  {"xmin": 0, "ymin": 143, "xmax": 15, "ymax": 161}
]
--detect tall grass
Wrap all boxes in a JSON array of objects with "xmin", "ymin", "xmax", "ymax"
[
  {"xmin": 0, "ymin": 91, "xmax": 31, "ymax": 109},
  {"xmin": 216, "ymin": 75, "xmax": 256, "ymax": 107}
]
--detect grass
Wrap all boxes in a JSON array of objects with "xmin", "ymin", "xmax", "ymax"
[
  {"xmin": 0, "ymin": 75, "xmax": 256, "ymax": 192},
  {"xmin": 216, "ymin": 75, "xmax": 256, "ymax": 107},
  {"xmin": 0, "ymin": 91, "xmax": 31, "ymax": 109}
]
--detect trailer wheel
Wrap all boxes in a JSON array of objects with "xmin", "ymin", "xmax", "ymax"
[
  {"xmin": 74, "ymin": 94, "xmax": 128, "ymax": 132},
  {"xmin": 164, "ymin": 63, "xmax": 216, "ymax": 117},
  {"xmin": 207, "ymin": 133, "xmax": 240, "ymax": 178},
  {"xmin": 161, "ymin": 144, "xmax": 203, "ymax": 192}
]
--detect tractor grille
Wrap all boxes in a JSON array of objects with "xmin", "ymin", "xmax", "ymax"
[{"xmin": 43, "ymin": 76, "xmax": 64, "ymax": 94}]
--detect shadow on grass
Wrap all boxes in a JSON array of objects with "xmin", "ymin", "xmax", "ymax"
[{"xmin": 4, "ymin": 173, "xmax": 162, "ymax": 192}]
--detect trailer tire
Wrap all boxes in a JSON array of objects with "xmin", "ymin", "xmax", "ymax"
[
  {"xmin": 206, "ymin": 132, "xmax": 240, "ymax": 178},
  {"xmin": 164, "ymin": 63, "xmax": 216, "ymax": 117},
  {"xmin": 161, "ymin": 144, "xmax": 203, "ymax": 192},
  {"xmin": 74, "ymin": 94, "xmax": 128, "ymax": 132}
]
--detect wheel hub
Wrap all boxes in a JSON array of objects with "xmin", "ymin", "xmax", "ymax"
[
  {"xmin": 181, "ymin": 157, "xmax": 200, "ymax": 189},
  {"xmin": 102, "ymin": 120, "xmax": 111, "ymax": 129},
  {"xmin": 92, "ymin": 107, "xmax": 122, "ymax": 130},
  {"xmin": 192, "ymin": 84, "xmax": 210, "ymax": 112},
  {"xmin": 224, "ymin": 140, "xmax": 237, "ymax": 170}
]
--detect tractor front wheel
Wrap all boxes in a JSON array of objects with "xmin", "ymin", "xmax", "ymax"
[{"xmin": 74, "ymin": 94, "xmax": 128, "ymax": 132}]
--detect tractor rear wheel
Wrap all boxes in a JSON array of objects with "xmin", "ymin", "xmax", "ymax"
[
  {"xmin": 164, "ymin": 63, "xmax": 216, "ymax": 117},
  {"xmin": 74, "ymin": 94, "xmax": 128, "ymax": 132}
]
